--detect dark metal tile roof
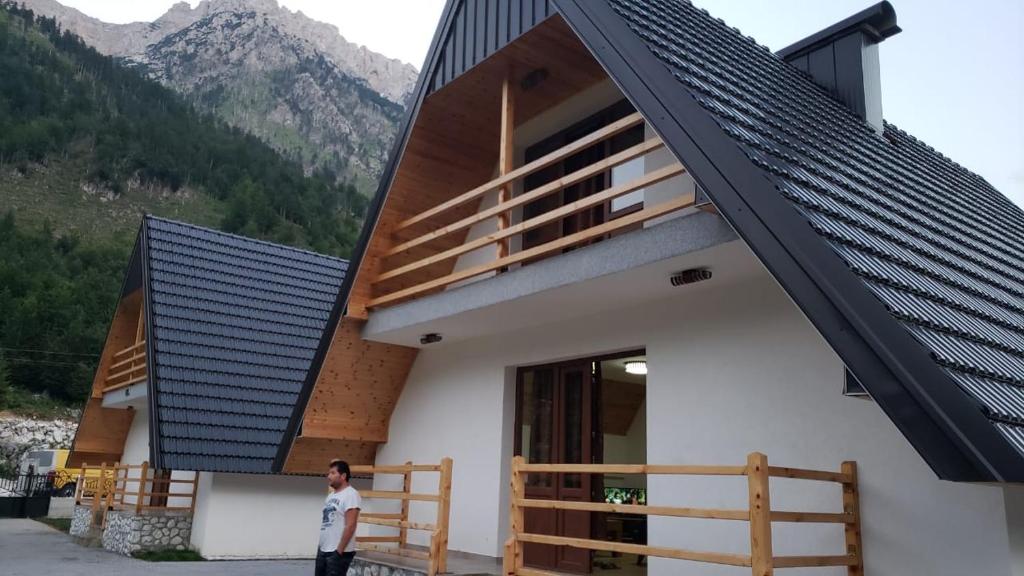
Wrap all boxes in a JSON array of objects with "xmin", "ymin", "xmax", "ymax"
[
  {"xmin": 605, "ymin": 0, "xmax": 1024, "ymax": 453},
  {"xmin": 144, "ymin": 216, "xmax": 347, "ymax": 473}
]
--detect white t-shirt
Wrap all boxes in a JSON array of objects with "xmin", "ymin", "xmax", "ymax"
[{"xmin": 318, "ymin": 485, "xmax": 361, "ymax": 553}]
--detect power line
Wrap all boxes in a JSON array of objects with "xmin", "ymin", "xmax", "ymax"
[
  {"xmin": 6, "ymin": 358, "xmax": 92, "ymax": 368},
  {"xmin": 0, "ymin": 347, "xmax": 99, "ymax": 358}
]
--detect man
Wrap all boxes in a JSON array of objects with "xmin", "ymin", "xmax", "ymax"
[{"xmin": 316, "ymin": 459, "xmax": 361, "ymax": 576}]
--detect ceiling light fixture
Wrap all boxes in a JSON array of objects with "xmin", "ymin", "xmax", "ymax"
[{"xmin": 624, "ymin": 360, "xmax": 647, "ymax": 375}]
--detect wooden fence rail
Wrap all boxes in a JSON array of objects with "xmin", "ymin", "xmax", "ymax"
[
  {"xmin": 74, "ymin": 461, "xmax": 198, "ymax": 528},
  {"xmin": 368, "ymin": 107, "xmax": 693, "ymax": 310},
  {"xmin": 503, "ymin": 452, "xmax": 863, "ymax": 576},
  {"xmin": 103, "ymin": 340, "xmax": 147, "ymax": 392},
  {"xmin": 353, "ymin": 458, "xmax": 453, "ymax": 576}
]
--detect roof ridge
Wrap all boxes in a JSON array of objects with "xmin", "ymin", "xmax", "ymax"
[{"xmin": 144, "ymin": 214, "xmax": 351, "ymax": 264}]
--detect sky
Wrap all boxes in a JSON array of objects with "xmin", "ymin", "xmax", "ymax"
[{"xmin": 56, "ymin": 0, "xmax": 1024, "ymax": 209}]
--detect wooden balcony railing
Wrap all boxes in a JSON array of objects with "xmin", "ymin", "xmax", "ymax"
[
  {"xmin": 369, "ymin": 111, "xmax": 693, "ymax": 309},
  {"xmin": 354, "ymin": 458, "xmax": 454, "ymax": 576},
  {"xmin": 103, "ymin": 340, "xmax": 147, "ymax": 393},
  {"xmin": 502, "ymin": 453, "xmax": 864, "ymax": 576},
  {"xmin": 75, "ymin": 461, "xmax": 198, "ymax": 528}
]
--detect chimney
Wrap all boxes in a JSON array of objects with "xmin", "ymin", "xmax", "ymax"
[{"xmin": 777, "ymin": 1, "xmax": 901, "ymax": 134}]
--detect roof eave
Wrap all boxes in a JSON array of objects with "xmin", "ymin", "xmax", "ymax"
[
  {"xmin": 553, "ymin": 0, "xmax": 1024, "ymax": 482},
  {"xmin": 141, "ymin": 215, "xmax": 163, "ymax": 471}
]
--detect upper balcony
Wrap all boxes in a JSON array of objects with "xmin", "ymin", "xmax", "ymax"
[{"xmin": 346, "ymin": 17, "xmax": 752, "ymax": 347}]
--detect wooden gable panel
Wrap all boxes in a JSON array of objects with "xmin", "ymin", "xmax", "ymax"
[
  {"xmin": 282, "ymin": 437, "xmax": 379, "ymax": 474},
  {"xmin": 298, "ymin": 317, "xmax": 419, "ymax": 444},
  {"xmin": 68, "ymin": 289, "xmax": 144, "ymax": 467},
  {"xmin": 348, "ymin": 16, "xmax": 609, "ymax": 318},
  {"xmin": 66, "ymin": 398, "xmax": 135, "ymax": 467}
]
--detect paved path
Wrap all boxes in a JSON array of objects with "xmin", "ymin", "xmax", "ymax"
[{"xmin": 1, "ymin": 519, "xmax": 312, "ymax": 575}]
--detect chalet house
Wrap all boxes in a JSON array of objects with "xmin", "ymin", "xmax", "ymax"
[
  {"xmin": 67, "ymin": 215, "xmax": 352, "ymax": 558},
  {"xmin": 275, "ymin": 0, "xmax": 1024, "ymax": 574},
  {"xmin": 69, "ymin": 0, "xmax": 1024, "ymax": 574}
]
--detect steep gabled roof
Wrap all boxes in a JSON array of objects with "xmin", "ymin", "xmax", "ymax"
[
  {"xmin": 141, "ymin": 216, "xmax": 347, "ymax": 473},
  {"xmin": 555, "ymin": 0, "xmax": 1024, "ymax": 480},
  {"xmin": 297, "ymin": 0, "xmax": 1024, "ymax": 481}
]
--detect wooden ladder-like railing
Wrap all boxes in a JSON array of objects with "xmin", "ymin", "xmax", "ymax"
[
  {"xmin": 355, "ymin": 458, "xmax": 454, "ymax": 576},
  {"xmin": 503, "ymin": 452, "xmax": 863, "ymax": 575}
]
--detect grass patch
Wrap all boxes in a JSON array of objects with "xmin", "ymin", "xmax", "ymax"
[
  {"xmin": 132, "ymin": 549, "xmax": 205, "ymax": 562},
  {"xmin": 34, "ymin": 517, "xmax": 72, "ymax": 533}
]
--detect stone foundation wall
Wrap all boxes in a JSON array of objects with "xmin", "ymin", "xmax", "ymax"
[
  {"xmin": 70, "ymin": 504, "xmax": 93, "ymax": 537},
  {"xmin": 100, "ymin": 509, "xmax": 193, "ymax": 556}
]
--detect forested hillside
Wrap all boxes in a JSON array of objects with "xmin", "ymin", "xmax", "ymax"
[{"xmin": 0, "ymin": 3, "xmax": 369, "ymax": 411}]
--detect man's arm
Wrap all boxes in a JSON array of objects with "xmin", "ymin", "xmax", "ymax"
[{"xmin": 337, "ymin": 507, "xmax": 359, "ymax": 553}]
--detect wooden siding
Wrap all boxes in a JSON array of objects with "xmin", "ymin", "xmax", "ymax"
[
  {"xmin": 67, "ymin": 289, "xmax": 144, "ymax": 468},
  {"xmin": 429, "ymin": 0, "xmax": 553, "ymax": 94}
]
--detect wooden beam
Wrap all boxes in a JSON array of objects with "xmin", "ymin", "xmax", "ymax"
[
  {"xmin": 400, "ymin": 460, "xmax": 412, "ymax": 548},
  {"xmin": 842, "ymin": 461, "xmax": 864, "ymax": 575},
  {"xmin": 375, "ymin": 162, "xmax": 684, "ymax": 284},
  {"xmin": 769, "ymin": 511, "xmax": 851, "ymax": 523},
  {"xmin": 112, "ymin": 340, "xmax": 146, "ymax": 358},
  {"xmin": 368, "ymin": 192, "xmax": 696, "ymax": 308},
  {"xmin": 511, "ymin": 456, "xmax": 525, "ymax": 571},
  {"xmin": 518, "ymin": 498, "xmax": 747, "ymax": 520},
  {"xmin": 360, "ymin": 517, "xmax": 437, "ymax": 531},
  {"xmin": 360, "ymin": 490, "xmax": 441, "ymax": 502},
  {"xmin": 767, "ymin": 466, "xmax": 851, "ymax": 483},
  {"xmin": 351, "ymin": 464, "xmax": 442, "ymax": 474},
  {"xmin": 498, "ymin": 72, "xmax": 514, "ymax": 259},
  {"xmin": 393, "ymin": 112, "xmax": 644, "ymax": 232},
  {"xmin": 435, "ymin": 457, "xmax": 453, "ymax": 573},
  {"xmin": 357, "ymin": 543, "xmax": 430, "ymax": 560},
  {"xmin": 747, "ymin": 452, "xmax": 774, "ymax": 576},
  {"xmin": 384, "ymin": 137, "xmax": 663, "ymax": 258},
  {"xmin": 772, "ymin": 555, "xmax": 857, "ymax": 568},
  {"xmin": 516, "ymin": 533, "xmax": 752, "ymax": 567}
]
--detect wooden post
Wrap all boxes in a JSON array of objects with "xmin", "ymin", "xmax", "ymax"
[
  {"xmin": 92, "ymin": 462, "xmax": 106, "ymax": 515},
  {"xmin": 400, "ymin": 461, "xmax": 413, "ymax": 549},
  {"xmin": 75, "ymin": 464, "xmax": 86, "ymax": 505},
  {"xmin": 117, "ymin": 465, "xmax": 127, "ymax": 507},
  {"xmin": 511, "ymin": 456, "xmax": 526, "ymax": 571},
  {"xmin": 427, "ymin": 531, "xmax": 440, "ymax": 576},
  {"xmin": 842, "ymin": 461, "xmax": 864, "ymax": 575},
  {"xmin": 747, "ymin": 452, "xmax": 773, "ymax": 576},
  {"xmin": 497, "ymin": 72, "xmax": 515, "ymax": 260},
  {"xmin": 503, "ymin": 537, "xmax": 516, "ymax": 576},
  {"xmin": 136, "ymin": 460, "xmax": 149, "ymax": 514},
  {"xmin": 436, "ymin": 457, "xmax": 453, "ymax": 573},
  {"xmin": 190, "ymin": 471, "xmax": 200, "ymax": 514}
]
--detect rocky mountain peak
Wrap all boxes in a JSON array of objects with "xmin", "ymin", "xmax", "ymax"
[{"xmin": 19, "ymin": 0, "xmax": 420, "ymax": 193}]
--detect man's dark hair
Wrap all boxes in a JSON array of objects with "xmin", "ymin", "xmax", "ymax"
[{"xmin": 329, "ymin": 459, "xmax": 350, "ymax": 480}]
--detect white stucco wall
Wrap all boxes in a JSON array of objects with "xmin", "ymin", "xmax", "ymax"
[
  {"xmin": 373, "ymin": 263, "xmax": 1013, "ymax": 574},
  {"xmin": 1006, "ymin": 486, "xmax": 1024, "ymax": 575},
  {"xmin": 188, "ymin": 472, "xmax": 327, "ymax": 559},
  {"xmin": 116, "ymin": 405, "xmax": 196, "ymax": 509},
  {"xmin": 120, "ymin": 407, "xmax": 149, "ymax": 466}
]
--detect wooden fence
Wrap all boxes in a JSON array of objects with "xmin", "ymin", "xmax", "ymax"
[
  {"xmin": 367, "ymin": 110, "xmax": 693, "ymax": 310},
  {"xmin": 503, "ymin": 452, "xmax": 863, "ymax": 576},
  {"xmin": 74, "ymin": 461, "xmax": 198, "ymax": 527},
  {"xmin": 103, "ymin": 340, "xmax": 147, "ymax": 392},
  {"xmin": 354, "ymin": 458, "xmax": 453, "ymax": 576}
]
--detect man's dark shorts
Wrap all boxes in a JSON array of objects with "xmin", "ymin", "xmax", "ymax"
[{"xmin": 315, "ymin": 550, "xmax": 355, "ymax": 576}]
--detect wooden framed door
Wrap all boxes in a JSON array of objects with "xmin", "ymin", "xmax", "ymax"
[{"xmin": 515, "ymin": 362, "xmax": 599, "ymax": 574}]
